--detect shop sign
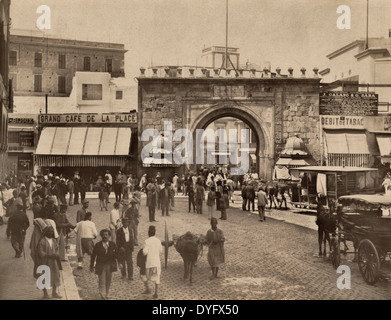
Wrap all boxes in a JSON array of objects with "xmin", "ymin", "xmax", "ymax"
[
  {"xmin": 38, "ymin": 113, "xmax": 137, "ymax": 124},
  {"xmin": 19, "ymin": 131, "xmax": 34, "ymax": 147},
  {"xmin": 320, "ymin": 115, "xmax": 365, "ymax": 129},
  {"xmin": 319, "ymin": 91, "xmax": 378, "ymax": 116},
  {"xmin": 8, "ymin": 118, "xmax": 34, "ymax": 124}
]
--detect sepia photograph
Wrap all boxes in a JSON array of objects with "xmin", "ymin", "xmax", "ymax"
[{"xmin": 0, "ymin": 0, "xmax": 390, "ymax": 306}]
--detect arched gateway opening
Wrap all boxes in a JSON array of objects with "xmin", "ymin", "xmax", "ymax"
[{"xmin": 189, "ymin": 106, "xmax": 272, "ymax": 180}]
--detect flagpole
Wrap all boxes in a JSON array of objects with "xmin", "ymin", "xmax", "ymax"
[{"xmin": 225, "ymin": 0, "xmax": 228, "ymax": 75}]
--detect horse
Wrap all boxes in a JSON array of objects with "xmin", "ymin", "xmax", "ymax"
[{"xmin": 315, "ymin": 200, "xmax": 337, "ymax": 257}]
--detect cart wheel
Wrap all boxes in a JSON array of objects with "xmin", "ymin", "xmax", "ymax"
[
  {"xmin": 357, "ymin": 239, "xmax": 380, "ymax": 285},
  {"xmin": 330, "ymin": 236, "xmax": 340, "ymax": 269}
]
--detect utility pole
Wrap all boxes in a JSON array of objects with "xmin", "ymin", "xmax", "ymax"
[{"xmin": 365, "ymin": 0, "xmax": 369, "ymax": 50}]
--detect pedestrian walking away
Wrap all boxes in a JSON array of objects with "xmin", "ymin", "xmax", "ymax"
[
  {"xmin": 206, "ymin": 218, "xmax": 225, "ymax": 280},
  {"xmin": 109, "ymin": 202, "xmax": 121, "ymax": 243},
  {"xmin": 90, "ymin": 229, "xmax": 119, "ymax": 300},
  {"xmin": 116, "ymin": 218, "xmax": 134, "ymax": 281},
  {"xmin": 124, "ymin": 198, "xmax": 140, "ymax": 246},
  {"xmin": 256, "ymin": 187, "xmax": 268, "ymax": 222},
  {"xmin": 146, "ymin": 179, "xmax": 158, "ymax": 222},
  {"xmin": 219, "ymin": 187, "xmax": 229, "ymax": 220},
  {"xmin": 187, "ymin": 184, "xmax": 195, "ymax": 213},
  {"xmin": 8, "ymin": 198, "xmax": 30, "ymax": 258},
  {"xmin": 160, "ymin": 182, "xmax": 171, "ymax": 217},
  {"xmin": 142, "ymin": 225, "xmax": 163, "ymax": 299},
  {"xmin": 207, "ymin": 186, "xmax": 216, "ymax": 220},
  {"xmin": 195, "ymin": 180, "xmax": 205, "ymax": 214},
  {"xmin": 74, "ymin": 212, "xmax": 98, "ymax": 269}
]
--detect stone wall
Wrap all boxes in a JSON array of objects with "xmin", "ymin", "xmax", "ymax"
[{"xmin": 138, "ymin": 76, "xmax": 321, "ymax": 179}]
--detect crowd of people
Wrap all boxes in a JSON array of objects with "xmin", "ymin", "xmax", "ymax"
[{"xmin": 0, "ymin": 167, "xmax": 231, "ymax": 300}]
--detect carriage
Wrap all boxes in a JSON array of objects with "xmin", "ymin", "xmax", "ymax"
[
  {"xmin": 292, "ymin": 166, "xmax": 379, "ymax": 211},
  {"xmin": 329, "ymin": 194, "xmax": 391, "ymax": 285}
]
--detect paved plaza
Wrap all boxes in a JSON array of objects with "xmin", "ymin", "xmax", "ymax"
[{"xmin": 0, "ymin": 193, "xmax": 390, "ymax": 300}]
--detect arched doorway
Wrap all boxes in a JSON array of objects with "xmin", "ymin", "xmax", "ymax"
[{"xmin": 188, "ymin": 105, "xmax": 273, "ymax": 180}]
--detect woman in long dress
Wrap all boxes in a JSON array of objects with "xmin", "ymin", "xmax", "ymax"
[{"xmin": 206, "ymin": 218, "xmax": 225, "ymax": 280}]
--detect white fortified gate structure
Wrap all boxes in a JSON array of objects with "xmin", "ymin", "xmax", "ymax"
[{"xmin": 137, "ymin": 67, "xmax": 321, "ymax": 181}]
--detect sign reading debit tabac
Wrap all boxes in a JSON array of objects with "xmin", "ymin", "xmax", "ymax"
[{"xmin": 38, "ymin": 113, "xmax": 137, "ymax": 124}]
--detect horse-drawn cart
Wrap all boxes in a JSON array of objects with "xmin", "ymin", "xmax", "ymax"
[
  {"xmin": 292, "ymin": 166, "xmax": 379, "ymax": 211},
  {"xmin": 329, "ymin": 194, "xmax": 391, "ymax": 285}
]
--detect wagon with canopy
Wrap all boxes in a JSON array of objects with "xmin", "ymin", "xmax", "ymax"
[
  {"xmin": 291, "ymin": 166, "xmax": 379, "ymax": 210},
  {"xmin": 329, "ymin": 194, "xmax": 391, "ymax": 285}
]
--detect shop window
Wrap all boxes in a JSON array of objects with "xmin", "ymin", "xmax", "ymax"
[
  {"xmin": 82, "ymin": 84, "xmax": 102, "ymax": 100},
  {"xmin": 34, "ymin": 52, "xmax": 42, "ymax": 68},
  {"xmin": 9, "ymin": 51, "xmax": 17, "ymax": 66}
]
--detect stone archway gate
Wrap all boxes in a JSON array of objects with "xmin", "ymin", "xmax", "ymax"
[{"xmin": 137, "ymin": 73, "xmax": 321, "ymax": 180}]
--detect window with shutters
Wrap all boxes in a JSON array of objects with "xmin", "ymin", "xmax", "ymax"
[
  {"xmin": 9, "ymin": 51, "xmax": 17, "ymax": 66},
  {"xmin": 105, "ymin": 59, "xmax": 112, "ymax": 73},
  {"xmin": 34, "ymin": 74, "xmax": 42, "ymax": 92},
  {"xmin": 83, "ymin": 57, "xmax": 91, "ymax": 71},
  {"xmin": 116, "ymin": 90, "xmax": 123, "ymax": 100},
  {"xmin": 34, "ymin": 52, "xmax": 42, "ymax": 68},
  {"xmin": 58, "ymin": 54, "xmax": 66, "ymax": 69},
  {"xmin": 58, "ymin": 76, "xmax": 66, "ymax": 93},
  {"xmin": 82, "ymin": 84, "xmax": 102, "ymax": 100}
]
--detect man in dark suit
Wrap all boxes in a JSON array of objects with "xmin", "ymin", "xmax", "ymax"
[
  {"xmin": 116, "ymin": 218, "xmax": 134, "ymax": 281},
  {"xmin": 160, "ymin": 182, "xmax": 171, "ymax": 217},
  {"xmin": 90, "ymin": 229, "xmax": 119, "ymax": 300}
]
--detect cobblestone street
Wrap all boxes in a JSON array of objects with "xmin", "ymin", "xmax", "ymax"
[{"xmin": 65, "ymin": 194, "xmax": 390, "ymax": 300}]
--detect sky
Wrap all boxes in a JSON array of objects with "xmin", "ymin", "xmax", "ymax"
[{"xmin": 9, "ymin": 0, "xmax": 391, "ymax": 79}]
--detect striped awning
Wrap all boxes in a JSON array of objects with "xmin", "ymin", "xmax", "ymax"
[
  {"xmin": 141, "ymin": 157, "xmax": 180, "ymax": 167},
  {"xmin": 35, "ymin": 155, "xmax": 128, "ymax": 167},
  {"xmin": 36, "ymin": 127, "xmax": 131, "ymax": 156}
]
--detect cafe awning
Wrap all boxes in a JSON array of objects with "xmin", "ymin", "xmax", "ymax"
[
  {"xmin": 375, "ymin": 135, "xmax": 391, "ymax": 157},
  {"xmin": 324, "ymin": 131, "xmax": 370, "ymax": 154},
  {"xmin": 35, "ymin": 127, "xmax": 132, "ymax": 167}
]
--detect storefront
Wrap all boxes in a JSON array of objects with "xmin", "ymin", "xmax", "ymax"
[
  {"xmin": 319, "ymin": 91, "xmax": 378, "ymax": 168},
  {"xmin": 7, "ymin": 114, "xmax": 38, "ymax": 180},
  {"xmin": 35, "ymin": 112, "xmax": 138, "ymax": 181}
]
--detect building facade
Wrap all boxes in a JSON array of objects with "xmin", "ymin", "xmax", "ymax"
[
  {"xmin": 137, "ymin": 66, "xmax": 322, "ymax": 181},
  {"xmin": 9, "ymin": 33, "xmax": 127, "ymax": 98},
  {"xmin": 0, "ymin": 0, "xmax": 11, "ymax": 181},
  {"xmin": 320, "ymin": 36, "xmax": 391, "ymax": 109}
]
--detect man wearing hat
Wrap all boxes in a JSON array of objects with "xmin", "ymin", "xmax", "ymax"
[
  {"xmin": 124, "ymin": 198, "xmax": 140, "ymax": 246},
  {"xmin": 53, "ymin": 204, "xmax": 75, "ymax": 261},
  {"xmin": 32, "ymin": 195, "xmax": 43, "ymax": 219},
  {"xmin": 74, "ymin": 211, "xmax": 97, "ymax": 269},
  {"xmin": 116, "ymin": 218, "xmax": 134, "ymax": 281},
  {"xmin": 42, "ymin": 196, "xmax": 59, "ymax": 220},
  {"xmin": 77, "ymin": 199, "xmax": 90, "ymax": 223},
  {"xmin": 8, "ymin": 198, "xmax": 30, "ymax": 258},
  {"xmin": 32, "ymin": 184, "xmax": 45, "ymax": 204},
  {"xmin": 159, "ymin": 182, "xmax": 171, "ymax": 217},
  {"xmin": 142, "ymin": 225, "xmax": 162, "ymax": 299}
]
